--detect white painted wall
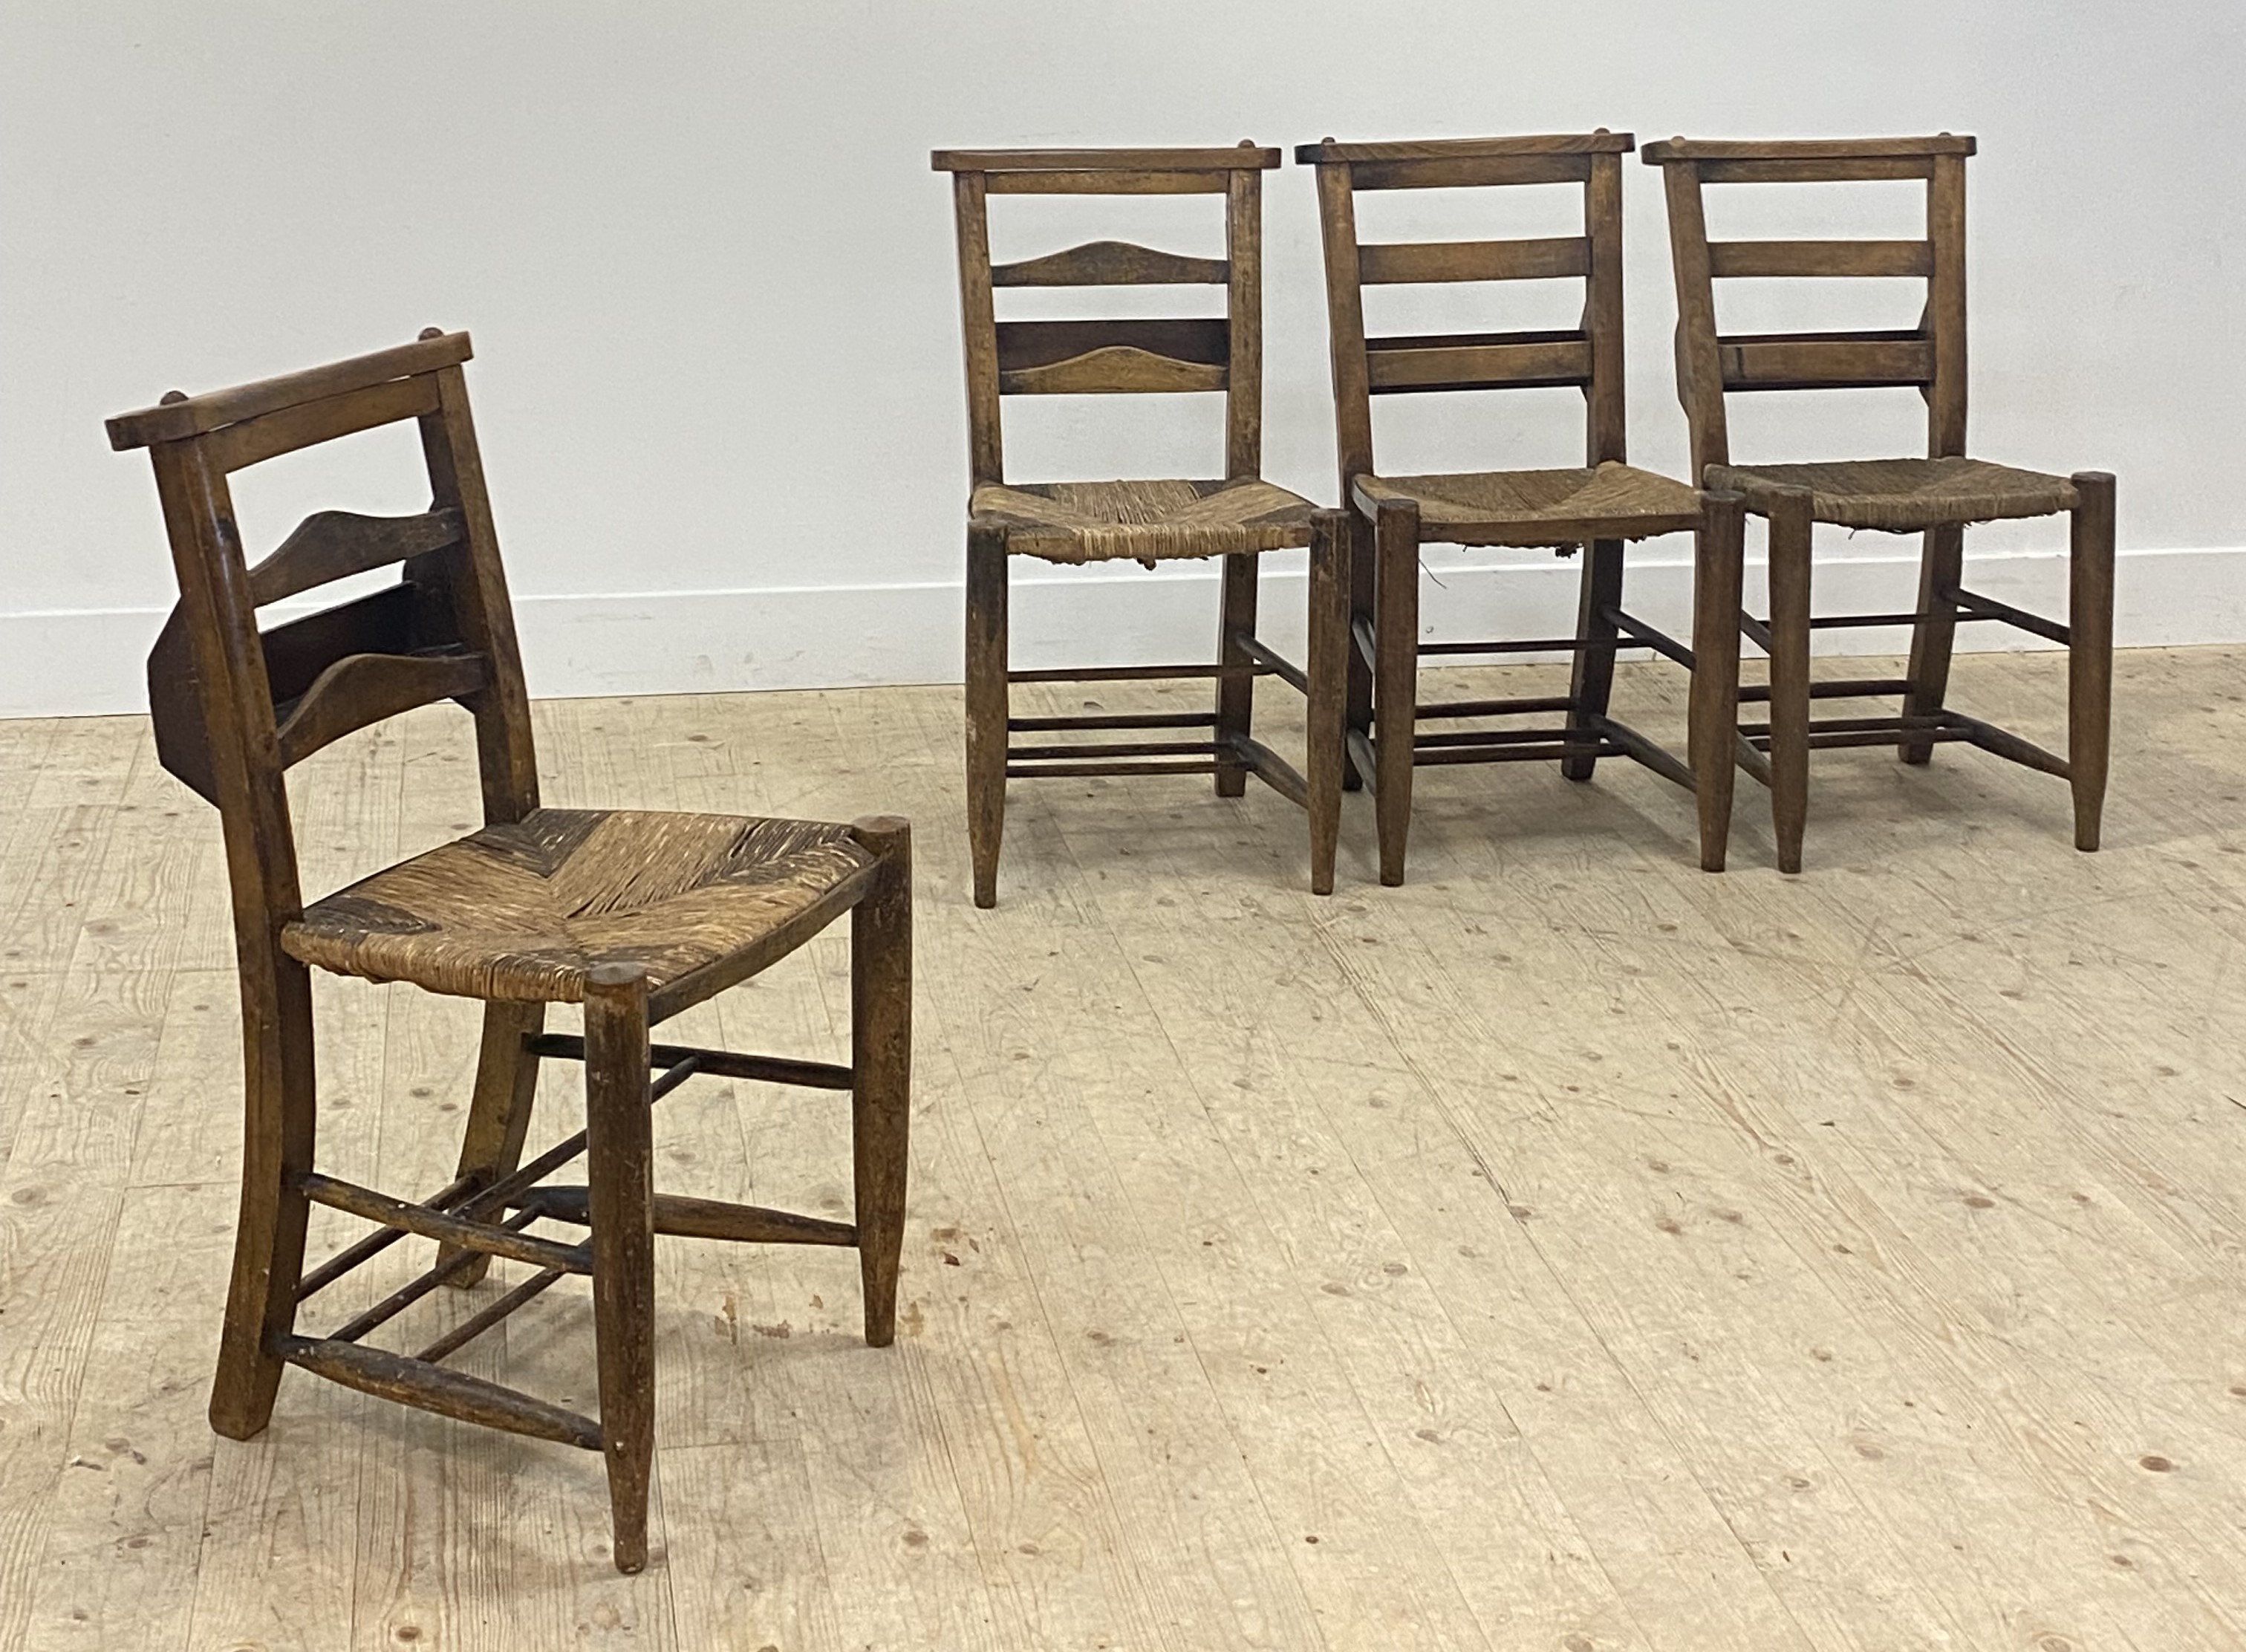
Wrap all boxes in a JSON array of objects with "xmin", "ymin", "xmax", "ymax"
[{"xmin": 4, "ymin": 1, "xmax": 2240, "ymax": 715}]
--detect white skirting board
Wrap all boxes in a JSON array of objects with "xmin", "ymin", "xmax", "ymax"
[{"xmin": 6, "ymin": 543, "xmax": 2242, "ymax": 719}]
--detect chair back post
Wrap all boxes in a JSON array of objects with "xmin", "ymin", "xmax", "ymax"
[
  {"xmin": 107, "ymin": 330, "xmax": 542, "ymax": 957},
  {"xmin": 1642, "ymin": 135, "xmax": 1979, "ymax": 478},
  {"xmin": 414, "ymin": 361, "xmax": 541, "ymax": 821},
  {"xmin": 1583, "ymin": 148, "xmax": 1629, "ymax": 466},
  {"xmin": 1297, "ymin": 130, "xmax": 1639, "ymax": 496},
  {"xmin": 143, "ymin": 431, "xmax": 309, "ymax": 937},
  {"xmin": 1223, "ymin": 151, "xmax": 1266, "ymax": 480},
  {"xmin": 945, "ymin": 167, "xmax": 1006, "ymax": 487},
  {"xmin": 1926, "ymin": 151, "xmax": 1970, "ymax": 458},
  {"xmin": 1305, "ymin": 146, "xmax": 1376, "ymax": 497},
  {"xmin": 931, "ymin": 145, "xmax": 1283, "ymax": 492}
]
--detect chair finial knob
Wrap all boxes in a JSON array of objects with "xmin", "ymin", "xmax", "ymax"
[
  {"xmin": 418, "ymin": 326, "xmax": 444, "ymax": 341},
  {"xmin": 160, "ymin": 390, "xmax": 188, "ymax": 405}
]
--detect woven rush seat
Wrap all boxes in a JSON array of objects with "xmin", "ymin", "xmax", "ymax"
[
  {"xmin": 1703, "ymin": 456, "xmax": 2080, "ymax": 533},
  {"xmin": 284, "ymin": 807, "xmax": 877, "ymax": 1003},
  {"xmin": 970, "ymin": 477, "xmax": 1317, "ymax": 565},
  {"xmin": 1353, "ymin": 461, "xmax": 1706, "ymax": 547}
]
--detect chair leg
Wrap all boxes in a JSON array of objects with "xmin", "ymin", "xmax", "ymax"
[
  {"xmin": 584, "ymin": 963, "xmax": 657, "ymax": 1575},
  {"xmin": 1900, "ymin": 523, "xmax": 1965, "ymax": 764},
  {"xmin": 847, "ymin": 815, "xmax": 912, "ymax": 1346},
  {"xmin": 441, "ymin": 1001, "xmax": 546, "ymax": 1287},
  {"xmin": 1372, "ymin": 498, "xmax": 1421, "ymax": 887},
  {"xmin": 1765, "ymin": 491, "xmax": 1815, "ymax": 875},
  {"xmin": 209, "ymin": 959, "xmax": 319, "ymax": 1440},
  {"xmin": 1562, "ymin": 539, "xmax": 1626, "ymax": 781},
  {"xmin": 1306, "ymin": 510, "xmax": 1349, "ymax": 895},
  {"xmin": 1342, "ymin": 511, "xmax": 1375, "ymax": 792},
  {"xmin": 1214, "ymin": 551, "xmax": 1259, "ymax": 798},
  {"xmin": 2068, "ymin": 472, "xmax": 2116, "ymax": 851},
  {"xmin": 1689, "ymin": 493, "xmax": 1746, "ymax": 873},
  {"xmin": 964, "ymin": 525, "xmax": 1009, "ymax": 909}
]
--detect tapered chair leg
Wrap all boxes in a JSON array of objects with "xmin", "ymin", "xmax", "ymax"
[
  {"xmin": 848, "ymin": 816, "xmax": 912, "ymax": 1346},
  {"xmin": 584, "ymin": 963, "xmax": 657, "ymax": 1575},
  {"xmin": 964, "ymin": 525, "xmax": 1009, "ymax": 908},
  {"xmin": 2068, "ymin": 472, "xmax": 2116, "ymax": 851},
  {"xmin": 441, "ymin": 1001, "xmax": 546, "ymax": 1286},
  {"xmin": 1342, "ymin": 511, "xmax": 1375, "ymax": 792},
  {"xmin": 1305, "ymin": 510, "xmax": 1350, "ymax": 895},
  {"xmin": 1562, "ymin": 538, "xmax": 1626, "ymax": 781},
  {"xmin": 1214, "ymin": 552, "xmax": 1260, "ymax": 798},
  {"xmin": 1765, "ymin": 490, "xmax": 1815, "ymax": 875},
  {"xmin": 210, "ymin": 958, "xmax": 319, "ymax": 1440},
  {"xmin": 1689, "ymin": 492, "xmax": 1746, "ymax": 873},
  {"xmin": 1372, "ymin": 498, "xmax": 1421, "ymax": 886},
  {"xmin": 1900, "ymin": 522, "xmax": 1965, "ymax": 764}
]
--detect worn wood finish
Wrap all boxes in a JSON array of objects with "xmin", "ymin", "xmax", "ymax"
[
  {"xmin": 1718, "ymin": 332, "xmax": 1933, "ymax": 390},
  {"xmin": 1372, "ymin": 497, "xmax": 1420, "ymax": 885},
  {"xmin": 584, "ymin": 963, "xmax": 657, "ymax": 1574},
  {"xmin": 1707, "ymin": 239, "xmax": 1934, "ymax": 279},
  {"xmin": 2068, "ymin": 472, "xmax": 2117, "ymax": 849},
  {"xmin": 105, "ymin": 330, "xmax": 475, "ymax": 449},
  {"xmin": 1305, "ymin": 510, "xmax": 1350, "ymax": 893},
  {"xmin": 109, "ymin": 334, "xmax": 914, "ymax": 1573},
  {"xmin": 1688, "ymin": 492, "xmax": 1748, "ymax": 869},
  {"xmin": 1764, "ymin": 489, "xmax": 1817, "ymax": 874},
  {"xmin": 1214, "ymin": 553, "xmax": 1260, "ymax": 796},
  {"xmin": 518, "ymin": 1187, "xmax": 859, "ymax": 1247},
  {"xmin": 1647, "ymin": 133, "xmax": 2113, "ymax": 866},
  {"xmin": 847, "ymin": 815, "xmax": 912, "ymax": 1347},
  {"xmin": 1359, "ymin": 236, "xmax": 1591, "ymax": 284},
  {"xmin": 1563, "ymin": 541, "xmax": 1627, "ymax": 781},
  {"xmin": 1365, "ymin": 333, "xmax": 1594, "ymax": 393},
  {"xmin": 1342, "ymin": 154, "xmax": 1593, "ymax": 190},
  {"xmin": 938, "ymin": 143, "xmax": 1321, "ymax": 897},
  {"xmin": 990, "ymin": 240, "xmax": 1228, "ymax": 287},
  {"xmin": 963, "ymin": 524, "xmax": 1008, "ymax": 908},
  {"xmin": 1305, "ymin": 130, "xmax": 1733, "ymax": 882},
  {"xmin": 1900, "ymin": 524, "xmax": 1966, "ymax": 764},
  {"xmin": 279, "ymin": 1337, "xmax": 602, "ymax": 1451},
  {"xmin": 246, "ymin": 508, "xmax": 464, "ymax": 605}
]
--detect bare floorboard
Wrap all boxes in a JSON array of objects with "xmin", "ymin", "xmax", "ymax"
[{"xmin": 3, "ymin": 644, "xmax": 2244, "ymax": 1649}]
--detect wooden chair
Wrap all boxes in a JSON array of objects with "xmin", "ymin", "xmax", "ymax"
[
  {"xmin": 932, "ymin": 144, "xmax": 1347, "ymax": 900},
  {"xmin": 1298, "ymin": 131, "xmax": 1748, "ymax": 885},
  {"xmin": 105, "ymin": 330, "xmax": 912, "ymax": 1574},
  {"xmin": 1643, "ymin": 134, "xmax": 2115, "ymax": 872}
]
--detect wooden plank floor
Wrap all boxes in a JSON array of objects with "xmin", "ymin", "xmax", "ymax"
[{"xmin": 4, "ymin": 645, "xmax": 2244, "ymax": 1650}]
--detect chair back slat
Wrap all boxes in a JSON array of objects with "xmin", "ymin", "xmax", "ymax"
[
  {"xmin": 985, "ymin": 169, "xmax": 1231, "ymax": 196},
  {"xmin": 205, "ymin": 375, "xmax": 443, "ymax": 474},
  {"xmin": 105, "ymin": 331, "xmax": 472, "ymax": 449},
  {"xmin": 1359, "ymin": 237, "xmax": 1591, "ymax": 284},
  {"xmin": 275, "ymin": 649, "xmax": 492, "ymax": 771},
  {"xmin": 1644, "ymin": 134, "xmax": 1975, "ymax": 477},
  {"xmin": 1707, "ymin": 239, "xmax": 1933, "ymax": 279},
  {"xmin": 1348, "ymin": 154, "xmax": 1592, "ymax": 191},
  {"xmin": 1302, "ymin": 129, "xmax": 1635, "ymax": 487},
  {"xmin": 247, "ymin": 508, "xmax": 464, "ymax": 607},
  {"xmin": 1696, "ymin": 156, "xmax": 1940, "ymax": 183},
  {"xmin": 111, "ymin": 331, "xmax": 539, "ymax": 936},
  {"xmin": 994, "ymin": 317, "xmax": 1230, "ymax": 396},
  {"xmin": 991, "ymin": 240, "xmax": 1228, "ymax": 287},
  {"xmin": 1720, "ymin": 331, "xmax": 1934, "ymax": 391},
  {"xmin": 1365, "ymin": 332, "xmax": 1592, "ymax": 394},
  {"xmin": 935, "ymin": 143, "xmax": 1275, "ymax": 485}
]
